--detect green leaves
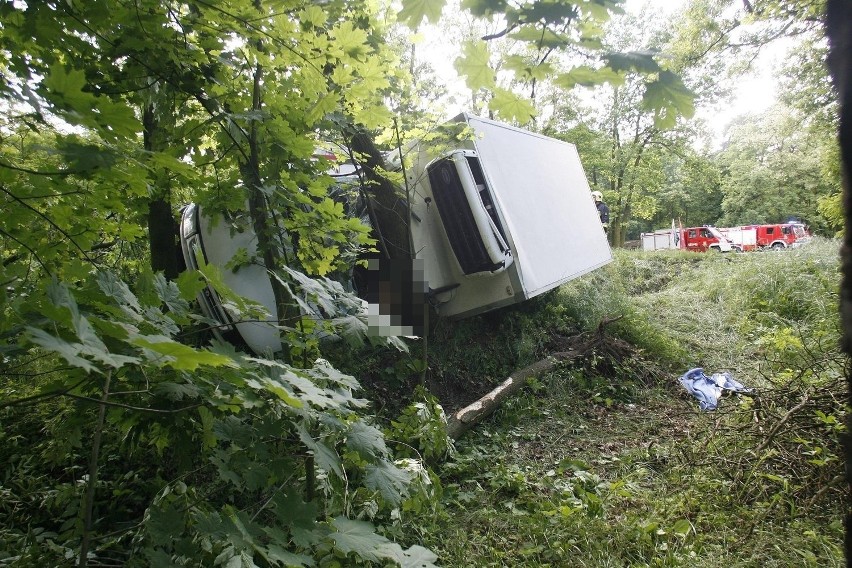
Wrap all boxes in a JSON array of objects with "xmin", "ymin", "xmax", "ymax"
[
  {"xmin": 26, "ymin": 280, "xmax": 140, "ymax": 373},
  {"xmin": 365, "ymin": 461, "xmax": 412, "ymax": 506},
  {"xmin": 43, "ymin": 64, "xmax": 140, "ymax": 139},
  {"xmin": 641, "ymin": 71, "xmax": 697, "ymax": 129},
  {"xmin": 297, "ymin": 423, "xmax": 344, "ymax": 478},
  {"xmin": 25, "ymin": 327, "xmax": 101, "ymax": 374},
  {"xmin": 24, "ymin": 277, "xmax": 237, "ymax": 375},
  {"xmin": 398, "ymin": 0, "xmax": 446, "ymax": 28},
  {"xmin": 488, "ymin": 88, "xmax": 537, "ymax": 125},
  {"xmin": 328, "ymin": 517, "xmax": 439, "ymax": 566},
  {"xmin": 330, "ymin": 21, "xmax": 371, "ymax": 59},
  {"xmin": 446, "ymin": 1, "xmax": 696, "ymax": 132},
  {"xmin": 2, "ymin": 1, "xmax": 430, "ymax": 566},
  {"xmin": 131, "ymin": 335, "xmax": 235, "ymax": 371},
  {"xmin": 603, "ymin": 50, "xmax": 663, "ymax": 74},
  {"xmin": 454, "ymin": 40, "xmax": 496, "ymax": 90},
  {"xmin": 346, "ymin": 420, "xmax": 389, "ymax": 460},
  {"xmin": 556, "ymin": 65, "xmax": 626, "ymax": 89},
  {"xmin": 329, "ymin": 517, "xmax": 393, "ymax": 562}
]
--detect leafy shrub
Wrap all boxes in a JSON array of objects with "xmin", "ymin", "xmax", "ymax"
[{"xmin": 0, "ymin": 272, "xmax": 438, "ymax": 567}]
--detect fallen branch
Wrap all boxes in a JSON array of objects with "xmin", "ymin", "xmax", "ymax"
[
  {"xmin": 444, "ymin": 317, "xmax": 625, "ymax": 440},
  {"xmin": 446, "ymin": 350, "xmax": 580, "ymax": 440},
  {"xmin": 754, "ymin": 391, "xmax": 811, "ymax": 454}
]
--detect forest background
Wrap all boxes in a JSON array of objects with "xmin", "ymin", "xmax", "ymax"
[{"xmin": 0, "ymin": 0, "xmax": 845, "ymax": 566}]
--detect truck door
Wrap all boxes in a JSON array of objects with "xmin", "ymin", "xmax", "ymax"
[
  {"xmin": 780, "ymin": 224, "xmax": 798, "ymax": 246},
  {"xmin": 685, "ymin": 228, "xmax": 702, "ymax": 250},
  {"xmin": 763, "ymin": 225, "xmax": 775, "ymax": 247}
]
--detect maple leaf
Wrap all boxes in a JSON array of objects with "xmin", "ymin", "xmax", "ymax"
[
  {"xmin": 331, "ymin": 21, "xmax": 370, "ymax": 59},
  {"xmin": 487, "ymin": 88, "xmax": 537, "ymax": 125},
  {"xmin": 603, "ymin": 50, "xmax": 662, "ymax": 74},
  {"xmin": 642, "ymin": 70, "xmax": 697, "ymax": 129},
  {"xmin": 454, "ymin": 40, "xmax": 496, "ymax": 90},
  {"xmin": 400, "ymin": 545, "xmax": 440, "ymax": 568},
  {"xmin": 131, "ymin": 334, "xmax": 236, "ymax": 371},
  {"xmin": 397, "ymin": 0, "xmax": 445, "ymax": 29},
  {"xmin": 345, "ymin": 420, "xmax": 388, "ymax": 460},
  {"xmin": 365, "ymin": 461, "xmax": 412, "ymax": 506},
  {"xmin": 508, "ymin": 26, "xmax": 569, "ymax": 48},
  {"xmin": 25, "ymin": 327, "xmax": 99, "ymax": 374},
  {"xmin": 555, "ymin": 65, "xmax": 625, "ymax": 89},
  {"xmin": 328, "ymin": 517, "xmax": 390, "ymax": 562},
  {"xmin": 297, "ymin": 423, "xmax": 344, "ymax": 478}
]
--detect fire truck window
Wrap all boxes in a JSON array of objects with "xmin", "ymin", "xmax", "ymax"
[
  {"xmin": 766, "ymin": 227, "xmax": 775, "ymax": 235},
  {"xmin": 701, "ymin": 229, "xmax": 711, "ymax": 238},
  {"xmin": 688, "ymin": 230, "xmax": 697, "ymax": 238}
]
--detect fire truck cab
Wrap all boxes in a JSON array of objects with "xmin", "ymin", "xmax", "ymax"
[
  {"xmin": 745, "ymin": 223, "xmax": 809, "ymax": 249},
  {"xmin": 681, "ymin": 226, "xmax": 733, "ymax": 252}
]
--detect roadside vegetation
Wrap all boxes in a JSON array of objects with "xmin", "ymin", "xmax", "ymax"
[
  {"xmin": 1, "ymin": 238, "xmax": 844, "ymax": 566},
  {"xmin": 0, "ymin": 1, "xmax": 846, "ymax": 566},
  {"xmin": 394, "ymin": 239, "xmax": 844, "ymax": 567}
]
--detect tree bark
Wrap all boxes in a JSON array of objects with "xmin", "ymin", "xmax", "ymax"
[
  {"xmin": 347, "ymin": 128, "xmax": 412, "ymax": 260},
  {"xmin": 823, "ymin": 1, "xmax": 852, "ymax": 562},
  {"xmin": 143, "ymin": 102, "xmax": 180, "ymax": 280},
  {"xmin": 241, "ymin": 62, "xmax": 299, "ymax": 360}
]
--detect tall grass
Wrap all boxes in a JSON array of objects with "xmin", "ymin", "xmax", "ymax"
[
  {"xmin": 417, "ymin": 238, "xmax": 846, "ymax": 568},
  {"xmin": 558, "ymin": 238, "xmax": 842, "ymax": 379}
]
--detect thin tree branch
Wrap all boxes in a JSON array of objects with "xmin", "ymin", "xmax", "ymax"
[
  {"xmin": 62, "ymin": 392, "xmax": 203, "ymax": 414},
  {"xmin": 0, "ymin": 185, "xmax": 97, "ymax": 265}
]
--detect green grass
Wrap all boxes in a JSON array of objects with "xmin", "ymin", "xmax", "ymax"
[{"xmin": 414, "ymin": 239, "xmax": 846, "ymax": 568}]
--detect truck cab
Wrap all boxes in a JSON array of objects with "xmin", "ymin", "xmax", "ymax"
[
  {"xmin": 746, "ymin": 223, "xmax": 808, "ymax": 249},
  {"xmin": 682, "ymin": 226, "xmax": 733, "ymax": 252}
]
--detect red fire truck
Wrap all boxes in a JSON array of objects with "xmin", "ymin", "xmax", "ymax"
[
  {"xmin": 743, "ymin": 223, "xmax": 809, "ymax": 249},
  {"xmin": 641, "ymin": 225, "xmax": 733, "ymax": 252}
]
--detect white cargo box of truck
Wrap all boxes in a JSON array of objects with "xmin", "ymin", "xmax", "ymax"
[
  {"xmin": 407, "ymin": 113, "xmax": 612, "ymax": 319},
  {"xmin": 718, "ymin": 226, "xmax": 757, "ymax": 251},
  {"xmin": 641, "ymin": 229, "xmax": 678, "ymax": 251}
]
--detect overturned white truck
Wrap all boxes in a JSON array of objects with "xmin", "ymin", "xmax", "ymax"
[
  {"xmin": 180, "ymin": 113, "xmax": 612, "ymax": 354},
  {"xmin": 406, "ymin": 113, "xmax": 611, "ymax": 318}
]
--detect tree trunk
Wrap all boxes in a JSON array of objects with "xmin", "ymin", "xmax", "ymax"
[
  {"xmin": 143, "ymin": 103, "xmax": 180, "ymax": 280},
  {"xmin": 347, "ymin": 128, "xmax": 412, "ymax": 260},
  {"xmin": 824, "ymin": 1, "xmax": 852, "ymax": 561},
  {"xmin": 241, "ymin": 63, "xmax": 299, "ymax": 361}
]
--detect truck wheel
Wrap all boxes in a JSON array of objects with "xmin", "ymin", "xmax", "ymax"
[{"xmin": 771, "ymin": 242, "xmax": 785, "ymax": 250}]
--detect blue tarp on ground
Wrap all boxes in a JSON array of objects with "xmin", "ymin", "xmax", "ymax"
[{"xmin": 678, "ymin": 367, "xmax": 752, "ymax": 411}]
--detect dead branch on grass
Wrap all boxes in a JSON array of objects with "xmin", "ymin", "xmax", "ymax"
[{"xmin": 446, "ymin": 316, "xmax": 661, "ymax": 439}]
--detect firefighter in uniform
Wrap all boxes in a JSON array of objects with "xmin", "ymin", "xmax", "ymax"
[{"xmin": 592, "ymin": 191, "xmax": 609, "ymax": 232}]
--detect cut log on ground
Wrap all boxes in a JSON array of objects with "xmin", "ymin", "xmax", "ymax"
[
  {"xmin": 446, "ymin": 349, "xmax": 582, "ymax": 440},
  {"xmin": 445, "ymin": 317, "xmax": 635, "ymax": 440}
]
